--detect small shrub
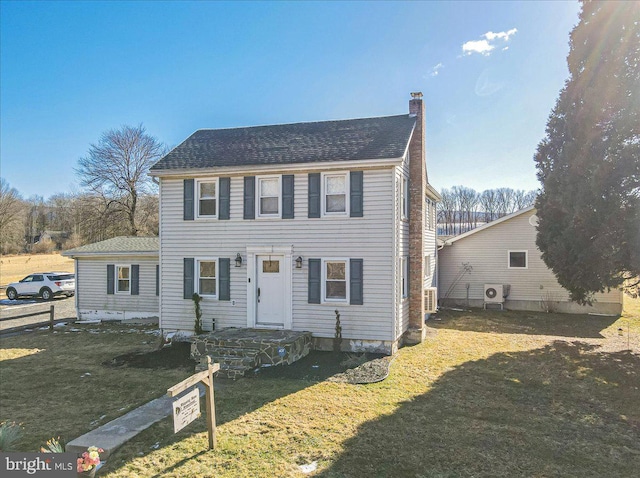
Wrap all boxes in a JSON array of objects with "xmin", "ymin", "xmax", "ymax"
[
  {"xmin": 32, "ymin": 240, "xmax": 55, "ymax": 254},
  {"xmin": 341, "ymin": 352, "xmax": 368, "ymax": 368},
  {"xmin": 41, "ymin": 436, "xmax": 65, "ymax": 453},
  {"xmin": 192, "ymin": 293, "xmax": 204, "ymax": 335}
]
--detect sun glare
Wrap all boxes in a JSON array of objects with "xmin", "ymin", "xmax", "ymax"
[{"xmin": 0, "ymin": 348, "xmax": 43, "ymax": 361}]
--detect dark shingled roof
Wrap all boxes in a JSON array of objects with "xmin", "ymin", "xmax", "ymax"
[
  {"xmin": 150, "ymin": 114, "xmax": 415, "ymax": 171},
  {"xmin": 62, "ymin": 237, "xmax": 159, "ymax": 257}
]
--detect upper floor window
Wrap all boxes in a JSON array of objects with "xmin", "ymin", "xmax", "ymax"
[
  {"xmin": 257, "ymin": 176, "xmax": 280, "ymax": 217},
  {"xmin": 402, "ymin": 176, "xmax": 409, "ymax": 220},
  {"xmin": 508, "ymin": 250, "xmax": 528, "ymax": 269},
  {"xmin": 401, "ymin": 256, "xmax": 408, "ymax": 299},
  {"xmin": 323, "ymin": 173, "xmax": 348, "ymax": 215},
  {"xmin": 198, "ymin": 179, "xmax": 218, "ymax": 218},
  {"xmin": 116, "ymin": 265, "xmax": 130, "ymax": 294}
]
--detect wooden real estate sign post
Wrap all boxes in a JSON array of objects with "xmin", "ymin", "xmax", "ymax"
[{"xmin": 167, "ymin": 356, "xmax": 220, "ymax": 449}]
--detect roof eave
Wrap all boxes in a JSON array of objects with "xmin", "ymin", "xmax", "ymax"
[
  {"xmin": 149, "ymin": 157, "xmax": 404, "ymax": 177},
  {"xmin": 62, "ymin": 251, "xmax": 159, "ymax": 259}
]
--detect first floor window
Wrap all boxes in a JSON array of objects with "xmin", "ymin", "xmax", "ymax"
[
  {"xmin": 324, "ymin": 173, "xmax": 347, "ymax": 214},
  {"xmin": 198, "ymin": 260, "xmax": 217, "ymax": 296},
  {"xmin": 198, "ymin": 180, "xmax": 217, "ymax": 217},
  {"xmin": 324, "ymin": 260, "xmax": 347, "ymax": 301},
  {"xmin": 116, "ymin": 265, "xmax": 130, "ymax": 293},
  {"xmin": 258, "ymin": 176, "xmax": 280, "ymax": 216},
  {"xmin": 508, "ymin": 250, "xmax": 528, "ymax": 269}
]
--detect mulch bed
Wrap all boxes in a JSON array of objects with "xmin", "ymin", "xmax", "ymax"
[{"xmin": 103, "ymin": 343, "xmax": 393, "ymax": 383}]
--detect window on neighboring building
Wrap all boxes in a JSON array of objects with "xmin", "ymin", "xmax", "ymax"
[
  {"xmin": 323, "ymin": 173, "xmax": 347, "ymax": 215},
  {"xmin": 198, "ymin": 260, "xmax": 217, "ymax": 296},
  {"xmin": 324, "ymin": 259, "xmax": 347, "ymax": 301},
  {"xmin": 257, "ymin": 176, "xmax": 280, "ymax": 217},
  {"xmin": 401, "ymin": 256, "xmax": 409, "ymax": 299},
  {"xmin": 508, "ymin": 250, "xmax": 528, "ymax": 269},
  {"xmin": 116, "ymin": 265, "xmax": 130, "ymax": 294},
  {"xmin": 198, "ymin": 179, "xmax": 217, "ymax": 217}
]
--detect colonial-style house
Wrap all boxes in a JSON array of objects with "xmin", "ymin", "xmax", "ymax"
[
  {"xmin": 438, "ymin": 206, "xmax": 624, "ymax": 315},
  {"xmin": 149, "ymin": 93, "xmax": 440, "ymax": 354}
]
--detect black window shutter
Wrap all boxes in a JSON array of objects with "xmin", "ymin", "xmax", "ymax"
[
  {"xmin": 155, "ymin": 264, "xmax": 159, "ymax": 296},
  {"xmin": 244, "ymin": 176, "xmax": 255, "ymax": 219},
  {"xmin": 184, "ymin": 179, "xmax": 194, "ymax": 221},
  {"xmin": 219, "ymin": 258, "xmax": 230, "ymax": 301},
  {"xmin": 350, "ymin": 171, "xmax": 363, "ymax": 217},
  {"xmin": 308, "ymin": 173, "xmax": 321, "ymax": 218},
  {"xmin": 308, "ymin": 258, "xmax": 321, "ymax": 304},
  {"xmin": 219, "ymin": 177, "xmax": 230, "ymax": 220},
  {"xmin": 350, "ymin": 259, "xmax": 363, "ymax": 305},
  {"xmin": 107, "ymin": 264, "xmax": 115, "ymax": 295},
  {"xmin": 184, "ymin": 258, "xmax": 194, "ymax": 299},
  {"xmin": 131, "ymin": 264, "xmax": 140, "ymax": 295},
  {"xmin": 282, "ymin": 174, "xmax": 295, "ymax": 219}
]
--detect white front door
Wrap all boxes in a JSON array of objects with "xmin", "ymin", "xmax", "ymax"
[{"xmin": 256, "ymin": 255, "xmax": 285, "ymax": 327}]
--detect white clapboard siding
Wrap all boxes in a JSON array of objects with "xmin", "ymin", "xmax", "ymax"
[
  {"xmin": 159, "ymin": 168, "xmax": 396, "ymax": 341},
  {"xmin": 394, "ymin": 161, "xmax": 411, "ymax": 340},
  {"xmin": 439, "ymin": 209, "xmax": 623, "ymax": 310},
  {"xmin": 77, "ymin": 257, "xmax": 159, "ymax": 312}
]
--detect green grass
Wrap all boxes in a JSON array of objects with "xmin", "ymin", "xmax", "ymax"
[{"xmin": 1, "ymin": 301, "xmax": 639, "ymax": 477}]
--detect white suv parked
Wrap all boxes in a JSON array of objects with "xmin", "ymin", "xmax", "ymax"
[{"xmin": 5, "ymin": 272, "xmax": 75, "ymax": 301}]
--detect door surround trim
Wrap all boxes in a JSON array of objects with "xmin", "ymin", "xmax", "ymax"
[{"xmin": 246, "ymin": 246, "xmax": 293, "ymax": 329}]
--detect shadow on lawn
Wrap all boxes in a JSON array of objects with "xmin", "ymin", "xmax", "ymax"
[
  {"xmin": 318, "ymin": 341, "xmax": 640, "ymax": 478},
  {"xmin": 431, "ymin": 308, "xmax": 620, "ymax": 338}
]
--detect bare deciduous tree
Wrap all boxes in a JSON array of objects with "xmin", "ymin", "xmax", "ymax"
[
  {"xmin": 76, "ymin": 124, "xmax": 165, "ymax": 236},
  {"xmin": 0, "ymin": 179, "xmax": 26, "ymax": 254}
]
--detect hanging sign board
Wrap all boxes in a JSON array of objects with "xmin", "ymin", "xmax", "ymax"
[{"xmin": 172, "ymin": 387, "xmax": 201, "ymax": 433}]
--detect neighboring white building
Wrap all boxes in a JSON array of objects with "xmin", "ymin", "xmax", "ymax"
[
  {"xmin": 438, "ymin": 206, "xmax": 623, "ymax": 315},
  {"xmin": 149, "ymin": 93, "xmax": 440, "ymax": 354},
  {"xmin": 63, "ymin": 237, "xmax": 160, "ymax": 321}
]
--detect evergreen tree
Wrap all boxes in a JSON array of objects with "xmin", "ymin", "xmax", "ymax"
[{"xmin": 535, "ymin": 1, "xmax": 640, "ymax": 304}]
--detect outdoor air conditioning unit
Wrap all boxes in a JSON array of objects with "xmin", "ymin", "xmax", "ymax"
[
  {"xmin": 484, "ymin": 284, "xmax": 504, "ymax": 304},
  {"xmin": 424, "ymin": 287, "xmax": 437, "ymax": 313}
]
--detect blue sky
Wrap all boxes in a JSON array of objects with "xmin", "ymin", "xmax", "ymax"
[{"xmin": 0, "ymin": 1, "xmax": 580, "ymax": 199}]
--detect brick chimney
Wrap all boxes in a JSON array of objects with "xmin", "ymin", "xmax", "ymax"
[{"xmin": 405, "ymin": 92, "xmax": 426, "ymax": 345}]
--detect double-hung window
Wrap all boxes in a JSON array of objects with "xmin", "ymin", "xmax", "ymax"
[
  {"xmin": 323, "ymin": 259, "xmax": 348, "ymax": 302},
  {"xmin": 257, "ymin": 176, "xmax": 280, "ymax": 217},
  {"xmin": 323, "ymin": 173, "xmax": 347, "ymax": 215},
  {"xmin": 401, "ymin": 256, "xmax": 409, "ymax": 299},
  {"xmin": 402, "ymin": 176, "xmax": 409, "ymax": 220},
  {"xmin": 198, "ymin": 179, "xmax": 218, "ymax": 218},
  {"xmin": 508, "ymin": 250, "xmax": 528, "ymax": 269},
  {"xmin": 116, "ymin": 265, "xmax": 130, "ymax": 294},
  {"xmin": 198, "ymin": 259, "xmax": 217, "ymax": 297}
]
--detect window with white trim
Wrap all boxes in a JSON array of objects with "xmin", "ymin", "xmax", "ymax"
[
  {"xmin": 197, "ymin": 179, "xmax": 218, "ymax": 217},
  {"xmin": 323, "ymin": 173, "xmax": 348, "ymax": 215},
  {"xmin": 116, "ymin": 265, "xmax": 130, "ymax": 294},
  {"xmin": 323, "ymin": 259, "xmax": 348, "ymax": 302},
  {"xmin": 401, "ymin": 176, "xmax": 409, "ymax": 220},
  {"xmin": 401, "ymin": 256, "xmax": 408, "ymax": 299},
  {"xmin": 257, "ymin": 176, "xmax": 280, "ymax": 217},
  {"xmin": 198, "ymin": 259, "xmax": 217, "ymax": 297},
  {"xmin": 508, "ymin": 250, "xmax": 528, "ymax": 269}
]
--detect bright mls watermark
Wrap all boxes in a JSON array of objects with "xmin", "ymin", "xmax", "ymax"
[{"xmin": 1, "ymin": 453, "xmax": 76, "ymax": 477}]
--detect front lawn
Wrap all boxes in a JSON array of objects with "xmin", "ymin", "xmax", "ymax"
[{"xmin": 1, "ymin": 300, "xmax": 638, "ymax": 477}]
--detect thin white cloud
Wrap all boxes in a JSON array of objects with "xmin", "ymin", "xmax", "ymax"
[
  {"xmin": 430, "ymin": 63, "xmax": 444, "ymax": 77},
  {"xmin": 462, "ymin": 28, "xmax": 518, "ymax": 56}
]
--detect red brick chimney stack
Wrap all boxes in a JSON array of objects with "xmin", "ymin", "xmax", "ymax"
[{"xmin": 405, "ymin": 92, "xmax": 426, "ymax": 345}]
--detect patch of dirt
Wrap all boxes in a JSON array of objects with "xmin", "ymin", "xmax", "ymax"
[
  {"xmin": 253, "ymin": 350, "xmax": 391, "ymax": 383},
  {"xmin": 102, "ymin": 342, "xmax": 195, "ymax": 370}
]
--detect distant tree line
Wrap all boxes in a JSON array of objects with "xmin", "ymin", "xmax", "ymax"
[
  {"xmin": 437, "ymin": 186, "xmax": 537, "ymax": 236},
  {"xmin": 0, "ymin": 125, "xmax": 164, "ymax": 255}
]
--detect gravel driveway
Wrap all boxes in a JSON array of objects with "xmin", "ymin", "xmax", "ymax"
[{"xmin": 0, "ymin": 295, "xmax": 77, "ymax": 332}]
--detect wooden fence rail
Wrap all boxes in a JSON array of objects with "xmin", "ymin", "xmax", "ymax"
[{"xmin": 0, "ymin": 305, "xmax": 55, "ymax": 331}]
